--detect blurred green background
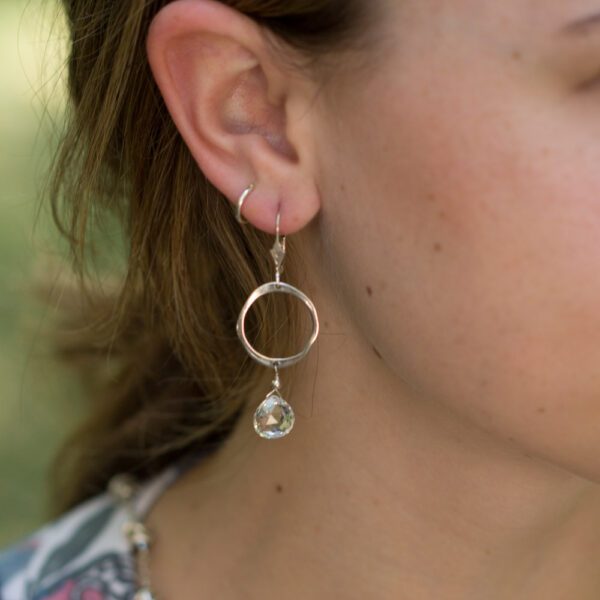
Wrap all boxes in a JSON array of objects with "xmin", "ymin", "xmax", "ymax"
[{"xmin": 0, "ymin": 0, "xmax": 88, "ymax": 546}]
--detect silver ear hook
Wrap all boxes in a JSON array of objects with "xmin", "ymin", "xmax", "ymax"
[
  {"xmin": 236, "ymin": 183, "xmax": 254, "ymax": 225},
  {"xmin": 237, "ymin": 184, "xmax": 286, "ymax": 283},
  {"xmin": 271, "ymin": 205, "xmax": 286, "ymax": 286}
]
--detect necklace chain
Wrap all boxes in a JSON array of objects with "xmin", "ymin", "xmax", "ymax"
[{"xmin": 108, "ymin": 473, "xmax": 158, "ymax": 600}]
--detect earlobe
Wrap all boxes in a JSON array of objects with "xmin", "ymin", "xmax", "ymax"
[{"xmin": 145, "ymin": 0, "xmax": 321, "ymax": 235}]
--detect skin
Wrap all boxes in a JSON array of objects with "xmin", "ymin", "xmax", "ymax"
[{"xmin": 145, "ymin": 0, "xmax": 600, "ymax": 598}]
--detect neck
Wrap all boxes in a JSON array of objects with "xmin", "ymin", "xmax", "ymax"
[{"xmin": 144, "ymin": 280, "xmax": 600, "ymax": 600}]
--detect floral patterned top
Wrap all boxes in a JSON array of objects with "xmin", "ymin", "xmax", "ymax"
[{"xmin": 0, "ymin": 450, "xmax": 208, "ymax": 599}]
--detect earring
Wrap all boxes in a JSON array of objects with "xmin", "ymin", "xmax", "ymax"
[{"xmin": 235, "ymin": 183, "xmax": 319, "ymax": 439}]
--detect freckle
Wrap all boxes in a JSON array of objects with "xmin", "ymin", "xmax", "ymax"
[
  {"xmin": 536, "ymin": 406, "xmax": 546, "ymax": 414},
  {"xmin": 366, "ymin": 285, "xmax": 373, "ymax": 296},
  {"xmin": 433, "ymin": 242, "xmax": 442, "ymax": 253},
  {"xmin": 275, "ymin": 483, "xmax": 283, "ymax": 493},
  {"xmin": 511, "ymin": 50, "xmax": 522, "ymax": 61},
  {"xmin": 438, "ymin": 210, "xmax": 447, "ymax": 220},
  {"xmin": 508, "ymin": 436, "xmax": 515, "ymax": 441},
  {"xmin": 372, "ymin": 345, "xmax": 382, "ymax": 359},
  {"xmin": 323, "ymin": 321, "xmax": 329, "ymax": 328},
  {"xmin": 427, "ymin": 192, "xmax": 437, "ymax": 202}
]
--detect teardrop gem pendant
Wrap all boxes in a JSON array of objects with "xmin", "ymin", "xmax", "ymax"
[{"xmin": 253, "ymin": 390, "xmax": 295, "ymax": 439}]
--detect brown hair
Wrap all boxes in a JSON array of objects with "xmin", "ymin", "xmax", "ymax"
[{"xmin": 42, "ymin": 0, "xmax": 378, "ymax": 518}]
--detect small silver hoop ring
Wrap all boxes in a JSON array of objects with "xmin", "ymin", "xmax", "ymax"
[
  {"xmin": 236, "ymin": 183, "xmax": 255, "ymax": 225},
  {"xmin": 236, "ymin": 281, "xmax": 319, "ymax": 369}
]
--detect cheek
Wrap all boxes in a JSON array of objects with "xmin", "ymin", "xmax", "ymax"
[{"xmin": 317, "ymin": 63, "xmax": 600, "ymax": 478}]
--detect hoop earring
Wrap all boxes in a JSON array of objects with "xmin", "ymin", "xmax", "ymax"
[
  {"xmin": 235, "ymin": 183, "xmax": 319, "ymax": 439},
  {"xmin": 236, "ymin": 182, "xmax": 253, "ymax": 224}
]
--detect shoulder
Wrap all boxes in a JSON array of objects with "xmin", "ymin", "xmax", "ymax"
[
  {"xmin": 0, "ymin": 491, "xmax": 136, "ymax": 600},
  {"xmin": 0, "ymin": 450, "xmax": 208, "ymax": 599}
]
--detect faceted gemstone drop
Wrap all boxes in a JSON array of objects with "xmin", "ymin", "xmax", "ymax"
[
  {"xmin": 253, "ymin": 392, "xmax": 295, "ymax": 439},
  {"xmin": 134, "ymin": 588, "xmax": 156, "ymax": 600}
]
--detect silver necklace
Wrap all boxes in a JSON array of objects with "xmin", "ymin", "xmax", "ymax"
[{"xmin": 108, "ymin": 473, "xmax": 158, "ymax": 600}]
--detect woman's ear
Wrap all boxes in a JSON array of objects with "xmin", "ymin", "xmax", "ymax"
[{"xmin": 146, "ymin": 0, "xmax": 321, "ymax": 235}]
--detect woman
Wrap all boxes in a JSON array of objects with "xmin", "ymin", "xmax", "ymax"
[{"xmin": 3, "ymin": 0, "xmax": 600, "ymax": 597}]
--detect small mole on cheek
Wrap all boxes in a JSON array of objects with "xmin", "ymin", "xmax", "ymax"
[
  {"xmin": 511, "ymin": 49, "xmax": 523, "ymax": 61},
  {"xmin": 433, "ymin": 242, "xmax": 442, "ymax": 253},
  {"xmin": 366, "ymin": 285, "xmax": 373, "ymax": 297},
  {"xmin": 536, "ymin": 406, "xmax": 546, "ymax": 414},
  {"xmin": 275, "ymin": 483, "xmax": 283, "ymax": 493}
]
